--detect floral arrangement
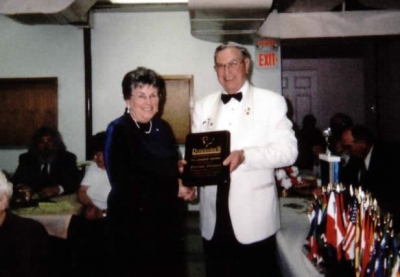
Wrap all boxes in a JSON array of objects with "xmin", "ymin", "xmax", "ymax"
[{"xmin": 275, "ymin": 166, "xmax": 301, "ymax": 190}]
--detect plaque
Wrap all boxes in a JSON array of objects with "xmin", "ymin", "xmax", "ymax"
[{"xmin": 182, "ymin": 131, "xmax": 230, "ymax": 187}]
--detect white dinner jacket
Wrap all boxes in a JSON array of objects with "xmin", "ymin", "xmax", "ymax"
[{"xmin": 191, "ymin": 84, "xmax": 298, "ymax": 244}]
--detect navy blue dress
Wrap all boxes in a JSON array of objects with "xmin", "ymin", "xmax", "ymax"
[{"xmin": 104, "ymin": 112, "xmax": 185, "ymax": 277}]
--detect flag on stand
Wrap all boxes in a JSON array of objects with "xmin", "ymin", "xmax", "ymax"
[
  {"xmin": 361, "ymin": 203, "xmax": 376, "ymax": 276},
  {"xmin": 307, "ymin": 202, "xmax": 320, "ymax": 262},
  {"xmin": 326, "ymin": 190, "xmax": 337, "ymax": 249},
  {"xmin": 343, "ymin": 195, "xmax": 358, "ymax": 260},
  {"xmin": 390, "ymin": 233, "xmax": 400, "ymax": 277},
  {"xmin": 335, "ymin": 187, "xmax": 347, "ymax": 261}
]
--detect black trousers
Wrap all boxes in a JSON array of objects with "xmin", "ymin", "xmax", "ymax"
[
  {"xmin": 204, "ymin": 181, "xmax": 282, "ymax": 277},
  {"xmin": 203, "ymin": 234, "xmax": 281, "ymax": 277}
]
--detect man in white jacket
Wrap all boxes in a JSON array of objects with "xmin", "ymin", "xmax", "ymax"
[{"xmin": 191, "ymin": 42, "xmax": 298, "ymax": 277}]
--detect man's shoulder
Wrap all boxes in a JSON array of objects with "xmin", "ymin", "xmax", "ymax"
[
  {"xmin": 56, "ymin": 150, "xmax": 77, "ymax": 163},
  {"xmin": 18, "ymin": 152, "xmax": 36, "ymax": 163},
  {"xmin": 252, "ymin": 86, "xmax": 283, "ymax": 100},
  {"xmin": 373, "ymin": 141, "xmax": 400, "ymax": 162},
  {"xmin": 64, "ymin": 151, "xmax": 77, "ymax": 159},
  {"xmin": 197, "ymin": 91, "xmax": 221, "ymax": 104}
]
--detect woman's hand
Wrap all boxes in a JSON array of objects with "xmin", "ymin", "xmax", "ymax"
[
  {"xmin": 178, "ymin": 179, "xmax": 196, "ymax": 202},
  {"xmin": 178, "ymin": 159, "xmax": 186, "ymax": 174}
]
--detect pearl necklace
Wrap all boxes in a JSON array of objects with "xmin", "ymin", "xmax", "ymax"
[{"xmin": 133, "ymin": 119, "xmax": 152, "ymax": 134}]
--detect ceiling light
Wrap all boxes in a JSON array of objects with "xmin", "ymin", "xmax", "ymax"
[{"xmin": 110, "ymin": 0, "xmax": 188, "ymax": 3}]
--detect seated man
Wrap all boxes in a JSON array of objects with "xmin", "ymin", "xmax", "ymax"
[
  {"xmin": 12, "ymin": 126, "xmax": 80, "ymax": 198},
  {"xmin": 0, "ymin": 170, "xmax": 51, "ymax": 277},
  {"xmin": 341, "ymin": 124, "xmax": 400, "ymax": 231},
  {"xmin": 78, "ymin": 131, "xmax": 110, "ymax": 220}
]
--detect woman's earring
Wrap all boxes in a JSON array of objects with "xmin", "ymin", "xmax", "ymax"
[{"xmin": 126, "ymin": 106, "xmax": 130, "ymax": 114}]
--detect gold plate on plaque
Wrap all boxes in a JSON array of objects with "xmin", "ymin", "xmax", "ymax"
[{"xmin": 182, "ymin": 131, "xmax": 230, "ymax": 187}]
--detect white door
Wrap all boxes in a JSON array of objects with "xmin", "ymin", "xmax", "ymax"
[{"xmin": 282, "ymin": 70, "xmax": 317, "ymax": 129}]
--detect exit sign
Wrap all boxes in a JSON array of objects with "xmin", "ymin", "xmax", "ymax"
[{"xmin": 257, "ymin": 52, "xmax": 278, "ymax": 68}]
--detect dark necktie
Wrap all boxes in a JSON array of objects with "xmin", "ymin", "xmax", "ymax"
[
  {"xmin": 359, "ymin": 162, "xmax": 367, "ymax": 186},
  {"xmin": 221, "ymin": 92, "xmax": 243, "ymax": 104},
  {"xmin": 41, "ymin": 163, "xmax": 50, "ymax": 184}
]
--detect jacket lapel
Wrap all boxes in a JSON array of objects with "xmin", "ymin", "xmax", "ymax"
[
  {"xmin": 208, "ymin": 94, "xmax": 224, "ymax": 131},
  {"xmin": 236, "ymin": 86, "xmax": 254, "ymax": 146}
]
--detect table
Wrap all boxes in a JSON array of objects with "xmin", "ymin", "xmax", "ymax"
[
  {"xmin": 277, "ymin": 197, "xmax": 324, "ymax": 277},
  {"xmin": 12, "ymin": 194, "xmax": 82, "ymax": 239}
]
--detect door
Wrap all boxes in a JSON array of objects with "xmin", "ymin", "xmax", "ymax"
[{"xmin": 282, "ymin": 70, "xmax": 317, "ymax": 130}]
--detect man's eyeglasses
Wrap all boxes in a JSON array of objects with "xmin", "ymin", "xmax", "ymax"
[
  {"xmin": 131, "ymin": 93, "xmax": 159, "ymax": 101},
  {"xmin": 214, "ymin": 60, "xmax": 244, "ymax": 71}
]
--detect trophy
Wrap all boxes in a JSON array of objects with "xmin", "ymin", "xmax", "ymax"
[
  {"xmin": 322, "ymin": 127, "xmax": 332, "ymax": 156},
  {"xmin": 320, "ymin": 127, "xmax": 340, "ymax": 184}
]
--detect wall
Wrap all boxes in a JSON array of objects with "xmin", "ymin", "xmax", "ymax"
[
  {"xmin": 90, "ymin": 11, "xmax": 281, "ymax": 136},
  {"xmin": 376, "ymin": 41, "xmax": 400, "ymax": 142},
  {"xmin": 0, "ymin": 11, "xmax": 281, "ymax": 173},
  {"xmin": 282, "ymin": 58, "xmax": 365, "ymax": 130},
  {"xmin": 0, "ymin": 15, "xmax": 85, "ymax": 174}
]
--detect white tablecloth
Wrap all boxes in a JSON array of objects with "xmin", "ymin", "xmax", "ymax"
[
  {"xmin": 277, "ymin": 197, "xmax": 324, "ymax": 277},
  {"xmin": 13, "ymin": 194, "xmax": 82, "ymax": 239}
]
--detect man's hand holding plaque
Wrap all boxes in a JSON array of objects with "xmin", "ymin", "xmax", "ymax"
[{"xmin": 182, "ymin": 131, "xmax": 231, "ymax": 187}]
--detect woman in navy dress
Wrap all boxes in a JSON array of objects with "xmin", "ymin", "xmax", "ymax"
[{"xmin": 104, "ymin": 67, "xmax": 194, "ymax": 277}]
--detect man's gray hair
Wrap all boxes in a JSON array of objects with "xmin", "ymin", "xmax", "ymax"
[
  {"xmin": 0, "ymin": 170, "xmax": 13, "ymax": 199},
  {"xmin": 214, "ymin": 41, "xmax": 252, "ymax": 63}
]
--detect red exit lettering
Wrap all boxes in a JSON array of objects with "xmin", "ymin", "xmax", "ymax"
[
  {"xmin": 257, "ymin": 39, "xmax": 276, "ymax": 47},
  {"xmin": 258, "ymin": 52, "xmax": 278, "ymax": 68}
]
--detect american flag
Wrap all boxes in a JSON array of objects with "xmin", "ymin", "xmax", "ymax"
[{"xmin": 343, "ymin": 197, "xmax": 358, "ymax": 260}]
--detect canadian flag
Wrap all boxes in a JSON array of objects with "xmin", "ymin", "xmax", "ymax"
[{"xmin": 325, "ymin": 189, "xmax": 346, "ymax": 261}]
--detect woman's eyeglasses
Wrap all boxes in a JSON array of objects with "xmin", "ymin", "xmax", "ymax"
[{"xmin": 131, "ymin": 93, "xmax": 159, "ymax": 101}]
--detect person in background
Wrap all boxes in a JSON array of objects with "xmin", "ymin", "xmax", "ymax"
[
  {"xmin": 185, "ymin": 42, "xmax": 298, "ymax": 277},
  {"xmin": 295, "ymin": 114, "xmax": 325, "ymax": 171},
  {"xmin": 0, "ymin": 169, "xmax": 51, "ymax": 277},
  {"xmin": 329, "ymin": 112, "xmax": 353, "ymax": 157},
  {"xmin": 12, "ymin": 126, "xmax": 80, "ymax": 198},
  {"xmin": 341, "ymin": 124, "xmax": 400, "ymax": 231},
  {"xmin": 78, "ymin": 131, "xmax": 110, "ymax": 220},
  {"xmin": 104, "ymin": 67, "xmax": 195, "ymax": 277},
  {"xmin": 68, "ymin": 131, "xmax": 110, "ymax": 277}
]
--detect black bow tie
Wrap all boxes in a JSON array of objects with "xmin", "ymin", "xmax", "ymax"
[{"xmin": 221, "ymin": 92, "xmax": 243, "ymax": 104}]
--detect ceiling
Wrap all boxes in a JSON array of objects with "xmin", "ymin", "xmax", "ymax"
[
  {"xmin": 275, "ymin": 0, "xmax": 399, "ymax": 12},
  {"xmin": 1, "ymin": 0, "xmax": 400, "ymax": 43}
]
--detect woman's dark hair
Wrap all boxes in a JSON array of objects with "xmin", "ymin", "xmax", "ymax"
[
  {"xmin": 302, "ymin": 114, "xmax": 317, "ymax": 129},
  {"xmin": 89, "ymin": 131, "xmax": 106, "ymax": 157},
  {"xmin": 121, "ymin": 67, "xmax": 165, "ymax": 100},
  {"xmin": 29, "ymin": 126, "xmax": 66, "ymax": 154},
  {"xmin": 121, "ymin": 67, "xmax": 166, "ymax": 115}
]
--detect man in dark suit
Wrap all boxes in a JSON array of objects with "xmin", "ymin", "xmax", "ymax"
[
  {"xmin": 341, "ymin": 125, "xmax": 400, "ymax": 230},
  {"xmin": 12, "ymin": 126, "xmax": 80, "ymax": 198}
]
